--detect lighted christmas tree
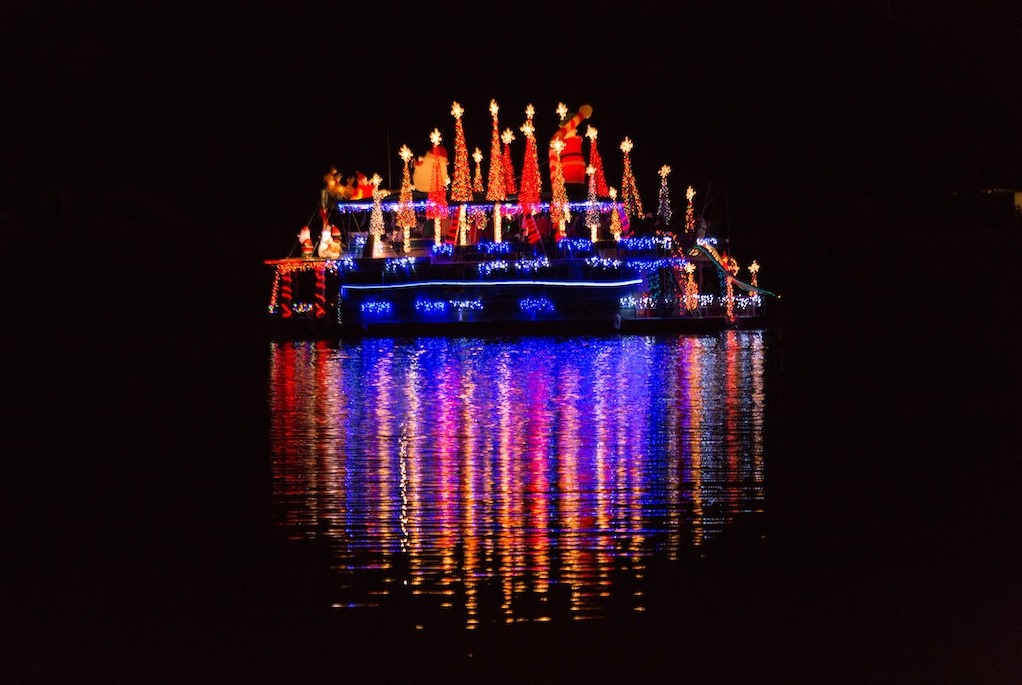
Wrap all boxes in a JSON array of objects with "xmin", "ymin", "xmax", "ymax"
[
  {"xmin": 608, "ymin": 186, "xmax": 622, "ymax": 241},
  {"xmin": 657, "ymin": 165, "xmax": 673, "ymax": 227},
  {"xmin": 683, "ymin": 261, "xmax": 698, "ymax": 311},
  {"xmin": 549, "ymin": 137, "xmax": 569, "ymax": 239},
  {"xmin": 396, "ymin": 145, "xmax": 416, "ymax": 253},
  {"xmin": 518, "ymin": 104, "xmax": 542, "ymax": 217},
  {"xmin": 450, "ymin": 102, "xmax": 472, "ymax": 203},
  {"xmin": 585, "ymin": 164, "xmax": 600, "ymax": 242},
  {"xmin": 426, "ymin": 128, "xmax": 448, "ymax": 245},
  {"xmin": 445, "ymin": 204, "xmax": 465, "ymax": 246},
  {"xmin": 586, "ymin": 126, "xmax": 609, "ymax": 196},
  {"xmin": 485, "ymin": 99, "xmax": 505, "ymax": 202},
  {"xmin": 721, "ymin": 252, "xmax": 739, "ymax": 322},
  {"xmin": 685, "ymin": 185, "xmax": 696, "ymax": 233},
  {"xmin": 501, "ymin": 128, "xmax": 517, "ymax": 196},
  {"xmin": 472, "ymin": 147, "xmax": 484, "ymax": 194},
  {"xmin": 620, "ymin": 137, "xmax": 644, "ymax": 218},
  {"xmin": 469, "ymin": 205, "xmax": 487, "ymax": 241},
  {"xmin": 368, "ymin": 173, "xmax": 385, "ymax": 257}
]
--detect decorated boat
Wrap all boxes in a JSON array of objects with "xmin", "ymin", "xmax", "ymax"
[{"xmin": 265, "ymin": 101, "xmax": 776, "ymax": 335}]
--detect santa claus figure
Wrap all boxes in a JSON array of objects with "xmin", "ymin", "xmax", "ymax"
[
  {"xmin": 549, "ymin": 103, "xmax": 593, "ymax": 186},
  {"xmin": 412, "ymin": 146, "xmax": 449, "ymax": 193},
  {"xmin": 321, "ymin": 226, "xmax": 342, "ymax": 259}
]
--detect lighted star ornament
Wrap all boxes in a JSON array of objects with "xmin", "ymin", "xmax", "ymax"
[{"xmin": 748, "ymin": 260, "xmax": 760, "ymax": 287}]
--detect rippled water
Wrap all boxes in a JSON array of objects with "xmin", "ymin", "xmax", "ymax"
[{"xmin": 269, "ymin": 331, "xmax": 773, "ymax": 629}]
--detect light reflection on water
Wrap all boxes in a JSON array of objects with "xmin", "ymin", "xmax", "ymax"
[{"xmin": 269, "ymin": 331, "xmax": 769, "ymax": 628}]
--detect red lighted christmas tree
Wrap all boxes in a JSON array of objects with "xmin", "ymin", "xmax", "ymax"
[
  {"xmin": 485, "ymin": 99, "xmax": 505, "ymax": 201},
  {"xmin": 450, "ymin": 102, "xmax": 472, "ymax": 203},
  {"xmin": 518, "ymin": 104, "xmax": 542, "ymax": 216},
  {"xmin": 427, "ymin": 128, "xmax": 448, "ymax": 245},
  {"xmin": 501, "ymin": 128, "xmax": 517, "ymax": 196},
  {"xmin": 586, "ymin": 126, "xmax": 609, "ymax": 196}
]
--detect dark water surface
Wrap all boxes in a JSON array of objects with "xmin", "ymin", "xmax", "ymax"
[{"xmin": 6, "ymin": 215, "xmax": 1021, "ymax": 682}]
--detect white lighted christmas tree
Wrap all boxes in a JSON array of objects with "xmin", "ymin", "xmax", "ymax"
[
  {"xmin": 472, "ymin": 147, "xmax": 484, "ymax": 194},
  {"xmin": 550, "ymin": 138, "xmax": 569, "ymax": 240},
  {"xmin": 396, "ymin": 145, "xmax": 416, "ymax": 253},
  {"xmin": 685, "ymin": 186, "xmax": 696, "ymax": 233},
  {"xmin": 608, "ymin": 186, "xmax": 622, "ymax": 241},
  {"xmin": 620, "ymin": 137, "xmax": 644, "ymax": 218},
  {"xmin": 657, "ymin": 165, "xmax": 673, "ymax": 227},
  {"xmin": 368, "ymin": 173, "xmax": 385, "ymax": 257},
  {"xmin": 585, "ymin": 164, "xmax": 600, "ymax": 242}
]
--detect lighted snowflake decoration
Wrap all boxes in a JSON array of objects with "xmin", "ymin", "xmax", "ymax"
[
  {"xmin": 451, "ymin": 101, "xmax": 464, "ymax": 119},
  {"xmin": 472, "ymin": 147, "xmax": 482, "ymax": 163},
  {"xmin": 620, "ymin": 137, "xmax": 634, "ymax": 154},
  {"xmin": 399, "ymin": 145, "xmax": 413, "ymax": 162},
  {"xmin": 501, "ymin": 128, "xmax": 515, "ymax": 145},
  {"xmin": 686, "ymin": 185, "xmax": 696, "ymax": 202},
  {"xmin": 489, "ymin": 99, "xmax": 499, "ymax": 117},
  {"xmin": 520, "ymin": 121, "xmax": 534, "ymax": 137},
  {"xmin": 586, "ymin": 126, "xmax": 598, "ymax": 141},
  {"xmin": 430, "ymin": 128, "xmax": 442, "ymax": 147},
  {"xmin": 556, "ymin": 102, "xmax": 568, "ymax": 120},
  {"xmin": 609, "ymin": 186, "xmax": 617, "ymax": 200},
  {"xmin": 550, "ymin": 138, "xmax": 565, "ymax": 154},
  {"xmin": 525, "ymin": 103, "xmax": 535, "ymax": 120},
  {"xmin": 659, "ymin": 165, "xmax": 671, "ymax": 178}
]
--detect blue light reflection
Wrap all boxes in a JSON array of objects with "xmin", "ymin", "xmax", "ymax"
[{"xmin": 269, "ymin": 332, "xmax": 769, "ymax": 627}]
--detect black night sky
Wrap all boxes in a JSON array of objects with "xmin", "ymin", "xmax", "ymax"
[
  {"xmin": 4, "ymin": 1, "xmax": 1020, "ymax": 327},
  {"xmin": 5, "ymin": 2, "xmax": 1020, "ymax": 285},
  {"xmin": 5, "ymin": 1, "xmax": 1021, "ymax": 681}
]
